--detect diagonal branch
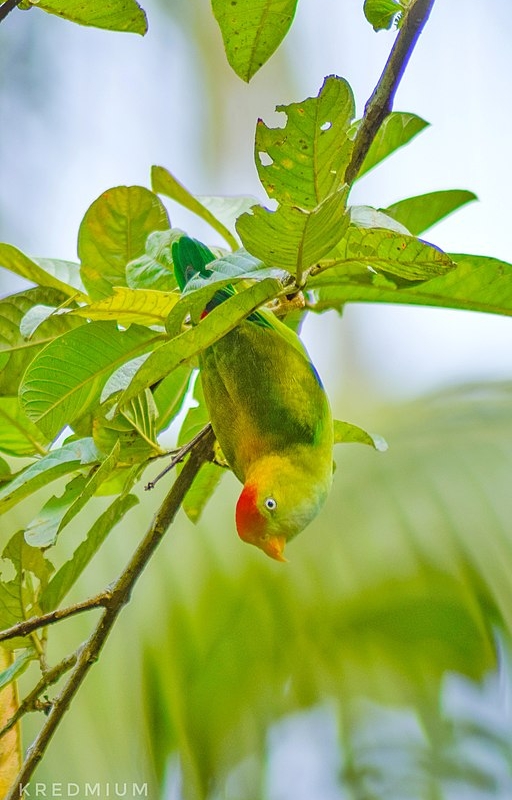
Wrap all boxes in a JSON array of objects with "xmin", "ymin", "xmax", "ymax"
[
  {"xmin": 0, "ymin": 0, "xmax": 22, "ymax": 24},
  {"xmin": 5, "ymin": 426, "xmax": 216, "ymax": 800},
  {"xmin": 344, "ymin": 0, "xmax": 436, "ymax": 185},
  {"xmin": 0, "ymin": 594, "xmax": 109, "ymax": 644}
]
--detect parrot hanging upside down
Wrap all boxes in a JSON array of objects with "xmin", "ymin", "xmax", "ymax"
[{"xmin": 172, "ymin": 237, "xmax": 334, "ymax": 562}]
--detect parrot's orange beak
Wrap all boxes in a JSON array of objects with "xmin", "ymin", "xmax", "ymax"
[{"xmin": 262, "ymin": 535, "xmax": 287, "ymax": 563}]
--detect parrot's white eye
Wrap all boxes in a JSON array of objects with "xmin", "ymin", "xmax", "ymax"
[{"xmin": 264, "ymin": 497, "xmax": 277, "ymax": 511}]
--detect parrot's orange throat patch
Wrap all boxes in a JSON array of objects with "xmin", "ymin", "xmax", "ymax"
[{"xmin": 235, "ymin": 482, "xmax": 262, "ymax": 542}]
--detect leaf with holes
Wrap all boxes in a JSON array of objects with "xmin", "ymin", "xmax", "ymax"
[
  {"xmin": 255, "ymin": 75, "xmax": 354, "ymax": 207},
  {"xmin": 237, "ymin": 189, "xmax": 350, "ymax": 283}
]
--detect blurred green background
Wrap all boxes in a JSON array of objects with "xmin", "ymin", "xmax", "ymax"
[{"xmin": 2, "ymin": 1, "xmax": 512, "ymax": 798}]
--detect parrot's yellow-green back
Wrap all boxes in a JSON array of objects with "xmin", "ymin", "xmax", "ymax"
[{"xmin": 173, "ymin": 236, "xmax": 333, "ymax": 561}]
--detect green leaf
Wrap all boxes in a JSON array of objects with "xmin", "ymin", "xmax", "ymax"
[
  {"xmin": 151, "ymin": 166, "xmax": 238, "ymax": 250},
  {"xmin": 93, "ymin": 392, "xmax": 163, "ymax": 462},
  {"xmin": 25, "ymin": 442, "xmax": 121, "ymax": 547},
  {"xmin": 40, "ymin": 491, "xmax": 139, "ymax": 613},
  {"xmin": 255, "ymin": 75, "xmax": 355, "ymax": 207},
  {"xmin": 352, "ymin": 112, "xmax": 429, "ymax": 179},
  {"xmin": 333, "ymin": 419, "xmax": 388, "ymax": 451},
  {"xmin": 0, "ymin": 457, "xmax": 11, "ymax": 482},
  {"xmin": 72, "ymin": 286, "xmax": 180, "ymax": 326},
  {"xmin": 153, "ymin": 366, "xmax": 193, "ymax": 434},
  {"xmin": 237, "ymin": 189, "xmax": 350, "ymax": 283},
  {"xmin": 78, "ymin": 186, "xmax": 170, "ymax": 300},
  {"xmin": 309, "ymin": 252, "xmax": 512, "ymax": 317},
  {"xmin": 178, "ymin": 376, "xmax": 225, "ymax": 523},
  {"xmin": 3, "ymin": 529, "xmax": 54, "ymax": 586},
  {"xmin": 363, "ymin": 0, "xmax": 403, "ymax": 31},
  {"xmin": 0, "ymin": 438, "xmax": 100, "ymax": 514},
  {"xmin": 120, "ymin": 278, "xmax": 283, "ymax": 405},
  {"xmin": 318, "ymin": 225, "xmax": 454, "ymax": 282},
  {"xmin": 383, "ymin": 189, "xmax": 478, "ymax": 236},
  {"xmin": 350, "ymin": 204, "xmax": 411, "ymax": 234},
  {"xmin": 0, "ymin": 647, "xmax": 35, "ymax": 690},
  {"xmin": 126, "ymin": 229, "xmax": 181, "ymax": 292},
  {"xmin": 0, "ymin": 396, "xmax": 49, "ymax": 457},
  {"xmin": 32, "ymin": 258, "xmax": 87, "ymax": 297},
  {"xmin": 211, "ymin": 0, "xmax": 298, "ymax": 81},
  {"xmin": 195, "ymin": 195, "xmax": 260, "ymax": 237},
  {"xmin": 20, "ymin": 320, "xmax": 163, "ymax": 439},
  {"xmin": 33, "ymin": 0, "xmax": 147, "ymax": 34},
  {"xmin": 0, "ymin": 244, "xmax": 87, "ymax": 300},
  {"xmin": 0, "ymin": 287, "xmax": 84, "ymax": 395}
]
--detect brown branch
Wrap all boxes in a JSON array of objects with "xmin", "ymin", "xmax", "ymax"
[
  {"xmin": 344, "ymin": 0, "xmax": 436, "ymax": 186},
  {"xmin": 0, "ymin": 594, "xmax": 109, "ymax": 644},
  {"xmin": 5, "ymin": 427, "xmax": 216, "ymax": 800},
  {"xmin": 0, "ymin": 0, "xmax": 22, "ymax": 23},
  {"xmin": 0, "ymin": 655, "xmax": 77, "ymax": 740},
  {"xmin": 144, "ymin": 422, "xmax": 213, "ymax": 490}
]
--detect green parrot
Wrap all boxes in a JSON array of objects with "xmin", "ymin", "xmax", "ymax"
[{"xmin": 172, "ymin": 236, "xmax": 333, "ymax": 562}]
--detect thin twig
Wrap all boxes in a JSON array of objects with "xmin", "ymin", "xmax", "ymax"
[
  {"xmin": 0, "ymin": 0, "xmax": 22, "ymax": 23},
  {"xmin": 344, "ymin": 0, "xmax": 436, "ymax": 185},
  {"xmin": 0, "ymin": 655, "xmax": 77, "ymax": 739},
  {"xmin": 5, "ymin": 426, "xmax": 216, "ymax": 800},
  {"xmin": 0, "ymin": 593, "xmax": 109, "ymax": 644},
  {"xmin": 144, "ymin": 423, "xmax": 213, "ymax": 490}
]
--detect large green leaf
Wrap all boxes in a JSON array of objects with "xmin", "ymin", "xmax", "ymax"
[
  {"xmin": 352, "ymin": 112, "xmax": 429, "ymax": 179},
  {"xmin": 308, "ymin": 252, "xmax": 512, "ymax": 317},
  {"xmin": 120, "ymin": 277, "xmax": 283, "ymax": 405},
  {"xmin": 383, "ymin": 189, "xmax": 477, "ymax": 235},
  {"xmin": 0, "ymin": 287, "xmax": 84, "ymax": 394},
  {"xmin": 314, "ymin": 225, "xmax": 454, "ymax": 284},
  {"xmin": 33, "ymin": 0, "xmax": 147, "ymax": 34},
  {"xmin": 78, "ymin": 186, "xmax": 170, "ymax": 300},
  {"xmin": 20, "ymin": 321, "xmax": 163, "ymax": 439},
  {"xmin": 151, "ymin": 166, "xmax": 238, "ymax": 250},
  {"xmin": 211, "ymin": 0, "xmax": 298, "ymax": 81},
  {"xmin": 40, "ymin": 491, "xmax": 139, "ymax": 613},
  {"xmin": 0, "ymin": 438, "xmax": 100, "ymax": 514},
  {"xmin": 0, "ymin": 244, "xmax": 86, "ymax": 300},
  {"xmin": 237, "ymin": 190, "xmax": 350, "ymax": 283},
  {"xmin": 255, "ymin": 75, "xmax": 355, "ymax": 208}
]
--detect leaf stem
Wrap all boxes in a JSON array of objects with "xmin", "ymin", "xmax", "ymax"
[
  {"xmin": 5, "ymin": 426, "xmax": 216, "ymax": 800},
  {"xmin": 344, "ymin": 0, "xmax": 436, "ymax": 185}
]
